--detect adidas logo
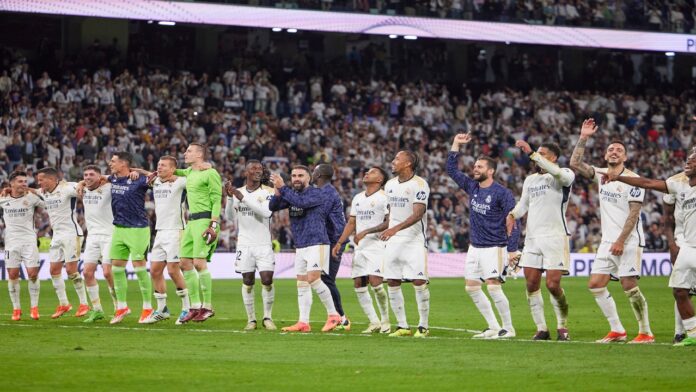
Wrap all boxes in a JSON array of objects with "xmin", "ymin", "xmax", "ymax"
[
  {"xmin": 491, "ymin": 269, "xmax": 497, "ymax": 274},
  {"xmin": 417, "ymin": 272, "xmax": 424, "ymax": 276},
  {"xmin": 558, "ymin": 262, "xmax": 564, "ymax": 266},
  {"xmin": 629, "ymin": 267, "xmax": 636, "ymax": 272},
  {"xmin": 375, "ymin": 269, "xmax": 381, "ymax": 273},
  {"xmin": 312, "ymin": 264, "xmax": 319, "ymax": 268}
]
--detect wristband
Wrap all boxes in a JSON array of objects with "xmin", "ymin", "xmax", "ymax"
[{"xmin": 209, "ymin": 221, "xmax": 219, "ymax": 229}]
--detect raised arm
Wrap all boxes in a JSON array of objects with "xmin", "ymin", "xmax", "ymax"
[
  {"xmin": 517, "ymin": 140, "xmax": 575, "ymax": 187},
  {"xmin": 241, "ymin": 192, "xmax": 273, "ymax": 219},
  {"xmin": 569, "ymin": 118, "xmax": 598, "ymax": 179},
  {"xmin": 446, "ymin": 133, "xmax": 477, "ymax": 193},
  {"xmin": 268, "ymin": 194, "xmax": 290, "ymax": 211}
]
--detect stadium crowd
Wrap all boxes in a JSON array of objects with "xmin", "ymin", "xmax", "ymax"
[
  {"xmin": 214, "ymin": 0, "xmax": 696, "ymax": 33},
  {"xmin": 1, "ymin": 46, "xmax": 694, "ymax": 254}
]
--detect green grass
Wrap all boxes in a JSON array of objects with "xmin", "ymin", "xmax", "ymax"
[{"xmin": 1, "ymin": 277, "xmax": 693, "ymax": 391}]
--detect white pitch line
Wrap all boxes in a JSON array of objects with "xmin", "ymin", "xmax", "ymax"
[{"xmin": 0, "ymin": 322, "xmax": 676, "ymax": 346}]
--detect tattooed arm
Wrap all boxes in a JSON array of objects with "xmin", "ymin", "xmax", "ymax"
[{"xmin": 569, "ymin": 118, "xmax": 598, "ymax": 179}]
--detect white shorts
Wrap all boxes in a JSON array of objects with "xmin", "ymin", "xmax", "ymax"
[
  {"xmin": 4, "ymin": 242, "xmax": 40, "ymax": 269},
  {"xmin": 519, "ymin": 236, "xmax": 570, "ymax": 272},
  {"xmin": 151, "ymin": 230, "xmax": 182, "ymax": 263},
  {"xmin": 669, "ymin": 245, "xmax": 696, "ymax": 289},
  {"xmin": 592, "ymin": 242, "xmax": 643, "ymax": 277},
  {"xmin": 294, "ymin": 244, "xmax": 330, "ymax": 276},
  {"xmin": 383, "ymin": 240, "xmax": 428, "ymax": 281},
  {"xmin": 83, "ymin": 234, "xmax": 112, "ymax": 265},
  {"xmin": 49, "ymin": 234, "xmax": 83, "ymax": 263},
  {"xmin": 351, "ymin": 240, "xmax": 385, "ymax": 278},
  {"xmin": 235, "ymin": 245, "xmax": 275, "ymax": 273},
  {"xmin": 466, "ymin": 245, "xmax": 507, "ymax": 282}
]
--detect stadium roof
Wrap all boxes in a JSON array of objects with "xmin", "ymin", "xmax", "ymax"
[{"xmin": 2, "ymin": 0, "xmax": 696, "ymax": 54}]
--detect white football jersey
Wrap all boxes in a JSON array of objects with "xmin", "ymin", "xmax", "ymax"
[
  {"xmin": 225, "ymin": 185, "xmax": 274, "ymax": 247},
  {"xmin": 350, "ymin": 190, "xmax": 389, "ymax": 246},
  {"xmin": 666, "ymin": 173, "xmax": 696, "ymax": 247},
  {"xmin": 512, "ymin": 155, "xmax": 575, "ymax": 239},
  {"xmin": 0, "ymin": 192, "xmax": 44, "ymax": 245},
  {"xmin": 152, "ymin": 177, "xmax": 187, "ymax": 231},
  {"xmin": 663, "ymin": 193, "xmax": 684, "ymax": 244},
  {"xmin": 384, "ymin": 175, "xmax": 429, "ymax": 243},
  {"xmin": 592, "ymin": 167, "xmax": 645, "ymax": 245},
  {"xmin": 41, "ymin": 181, "xmax": 83, "ymax": 236},
  {"xmin": 83, "ymin": 183, "xmax": 114, "ymax": 236}
]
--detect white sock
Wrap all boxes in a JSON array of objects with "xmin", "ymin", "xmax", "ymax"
[
  {"xmin": 154, "ymin": 292, "xmax": 167, "ymax": 312},
  {"xmin": 675, "ymin": 302, "xmax": 685, "ymax": 335},
  {"xmin": 466, "ymin": 285, "xmax": 501, "ymax": 330},
  {"xmin": 372, "ymin": 284, "xmax": 390, "ymax": 323},
  {"xmin": 176, "ymin": 289, "xmax": 190, "ymax": 311},
  {"xmin": 527, "ymin": 290, "xmax": 547, "ymax": 331},
  {"xmin": 590, "ymin": 287, "xmax": 625, "ymax": 333},
  {"xmin": 310, "ymin": 280, "xmax": 337, "ymax": 315},
  {"xmin": 414, "ymin": 284, "xmax": 430, "ymax": 329},
  {"xmin": 51, "ymin": 275, "xmax": 69, "ymax": 306},
  {"xmin": 684, "ymin": 317, "xmax": 696, "ymax": 338},
  {"xmin": 297, "ymin": 281, "xmax": 312, "ymax": 323},
  {"xmin": 262, "ymin": 284, "xmax": 274, "ymax": 320},
  {"xmin": 8, "ymin": 279, "xmax": 20, "ymax": 309},
  {"xmin": 388, "ymin": 286, "xmax": 408, "ymax": 329},
  {"xmin": 488, "ymin": 284, "xmax": 513, "ymax": 331},
  {"xmin": 87, "ymin": 284, "xmax": 103, "ymax": 312},
  {"xmin": 69, "ymin": 272, "xmax": 88, "ymax": 305},
  {"xmin": 28, "ymin": 278, "xmax": 40, "ymax": 308},
  {"xmin": 549, "ymin": 289, "xmax": 569, "ymax": 329},
  {"xmin": 242, "ymin": 284, "xmax": 256, "ymax": 322},
  {"xmin": 625, "ymin": 287, "xmax": 651, "ymax": 335},
  {"xmin": 355, "ymin": 286, "xmax": 379, "ymax": 324},
  {"xmin": 108, "ymin": 286, "xmax": 117, "ymax": 309}
]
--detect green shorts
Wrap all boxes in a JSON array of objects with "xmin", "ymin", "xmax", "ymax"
[
  {"xmin": 110, "ymin": 226, "xmax": 151, "ymax": 261},
  {"xmin": 180, "ymin": 219, "xmax": 218, "ymax": 261}
]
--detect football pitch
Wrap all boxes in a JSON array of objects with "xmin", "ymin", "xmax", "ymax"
[{"xmin": 1, "ymin": 277, "xmax": 693, "ymax": 391}]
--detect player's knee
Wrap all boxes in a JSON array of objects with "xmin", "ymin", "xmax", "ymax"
[
  {"xmin": 260, "ymin": 277, "xmax": 273, "ymax": 286},
  {"xmin": 546, "ymin": 280, "xmax": 561, "ymax": 294},
  {"xmin": 243, "ymin": 277, "xmax": 255, "ymax": 286},
  {"xmin": 526, "ymin": 280, "xmax": 540, "ymax": 292},
  {"xmin": 49, "ymin": 263, "xmax": 62, "ymax": 275},
  {"xmin": 8, "ymin": 269, "xmax": 19, "ymax": 280}
]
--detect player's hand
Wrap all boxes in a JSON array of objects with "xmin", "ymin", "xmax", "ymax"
[
  {"xmin": 129, "ymin": 170, "xmax": 140, "ymax": 180},
  {"xmin": 601, "ymin": 171, "xmax": 620, "ymax": 184},
  {"xmin": 0, "ymin": 187, "xmax": 11, "ymax": 197},
  {"xmin": 579, "ymin": 118, "xmax": 598, "ymax": 138},
  {"xmin": 225, "ymin": 181, "xmax": 236, "ymax": 197},
  {"xmin": 331, "ymin": 243, "xmax": 342, "ymax": 258},
  {"xmin": 354, "ymin": 231, "xmax": 367, "ymax": 245},
  {"xmin": 669, "ymin": 243, "xmax": 680, "ymax": 265},
  {"xmin": 506, "ymin": 214, "xmax": 516, "ymax": 236},
  {"xmin": 609, "ymin": 241, "xmax": 624, "ymax": 256},
  {"xmin": 508, "ymin": 251, "xmax": 522, "ymax": 271},
  {"xmin": 515, "ymin": 140, "xmax": 532, "ymax": 155},
  {"xmin": 451, "ymin": 133, "xmax": 472, "ymax": 151},
  {"xmin": 202, "ymin": 226, "xmax": 218, "ymax": 245},
  {"xmin": 270, "ymin": 173, "xmax": 285, "ymax": 189},
  {"xmin": 379, "ymin": 227, "xmax": 398, "ymax": 241}
]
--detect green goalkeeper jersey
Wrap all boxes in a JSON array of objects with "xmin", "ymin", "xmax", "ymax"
[{"xmin": 175, "ymin": 167, "xmax": 222, "ymax": 218}]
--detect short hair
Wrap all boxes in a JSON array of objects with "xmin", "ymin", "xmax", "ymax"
[
  {"xmin": 189, "ymin": 143, "xmax": 209, "ymax": 159},
  {"xmin": 374, "ymin": 167, "xmax": 389, "ymax": 188},
  {"xmin": 246, "ymin": 159, "xmax": 263, "ymax": 167},
  {"xmin": 476, "ymin": 156, "xmax": 498, "ymax": 172},
  {"xmin": 159, "ymin": 155, "xmax": 177, "ymax": 166},
  {"xmin": 83, "ymin": 165, "xmax": 101, "ymax": 174},
  {"xmin": 539, "ymin": 142, "xmax": 561, "ymax": 158},
  {"xmin": 113, "ymin": 151, "xmax": 133, "ymax": 167},
  {"xmin": 9, "ymin": 171, "xmax": 27, "ymax": 182},
  {"xmin": 292, "ymin": 165, "xmax": 311, "ymax": 175},
  {"xmin": 315, "ymin": 164, "xmax": 334, "ymax": 180},
  {"xmin": 607, "ymin": 140, "xmax": 627, "ymax": 151},
  {"xmin": 402, "ymin": 150, "xmax": 419, "ymax": 172},
  {"xmin": 37, "ymin": 167, "xmax": 59, "ymax": 177}
]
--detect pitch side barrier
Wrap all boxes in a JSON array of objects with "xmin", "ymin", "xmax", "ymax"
[{"xmin": 0, "ymin": 252, "xmax": 673, "ymax": 280}]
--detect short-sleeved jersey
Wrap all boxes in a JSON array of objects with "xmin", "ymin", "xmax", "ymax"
[
  {"xmin": 512, "ymin": 169, "xmax": 575, "ymax": 239},
  {"xmin": 42, "ymin": 181, "xmax": 83, "ymax": 236},
  {"xmin": 226, "ymin": 185, "xmax": 273, "ymax": 247},
  {"xmin": 153, "ymin": 177, "xmax": 187, "ymax": 230},
  {"xmin": 109, "ymin": 175, "xmax": 149, "ymax": 228},
  {"xmin": 385, "ymin": 175, "xmax": 429, "ymax": 244},
  {"xmin": 593, "ymin": 167, "xmax": 645, "ymax": 246},
  {"xmin": 0, "ymin": 192, "xmax": 44, "ymax": 245},
  {"xmin": 350, "ymin": 190, "xmax": 388, "ymax": 246},
  {"xmin": 83, "ymin": 183, "xmax": 114, "ymax": 236},
  {"xmin": 666, "ymin": 173, "xmax": 696, "ymax": 247}
]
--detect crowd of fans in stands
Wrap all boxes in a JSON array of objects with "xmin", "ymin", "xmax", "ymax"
[
  {"xmin": 217, "ymin": 0, "xmax": 696, "ymax": 33},
  {"xmin": 1, "ymin": 43, "xmax": 694, "ymax": 254}
]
